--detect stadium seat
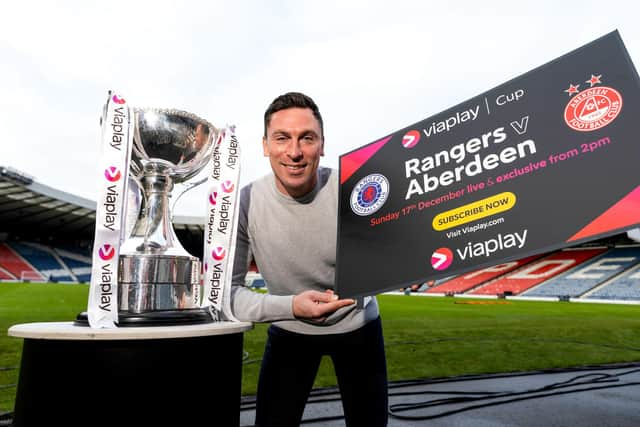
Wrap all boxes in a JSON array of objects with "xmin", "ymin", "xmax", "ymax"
[{"xmin": 0, "ymin": 242, "xmax": 44, "ymax": 281}]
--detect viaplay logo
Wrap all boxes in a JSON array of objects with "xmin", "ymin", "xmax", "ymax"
[
  {"xmin": 209, "ymin": 191, "xmax": 218, "ymax": 205},
  {"xmin": 112, "ymin": 94, "xmax": 126, "ymax": 104},
  {"xmin": 402, "ymin": 130, "xmax": 421, "ymax": 149},
  {"xmin": 431, "ymin": 247, "xmax": 453, "ymax": 271},
  {"xmin": 98, "ymin": 244, "xmax": 115, "ymax": 261},
  {"xmin": 221, "ymin": 180, "xmax": 234, "ymax": 193},
  {"xmin": 104, "ymin": 166, "xmax": 121, "ymax": 182},
  {"xmin": 212, "ymin": 246, "xmax": 226, "ymax": 261}
]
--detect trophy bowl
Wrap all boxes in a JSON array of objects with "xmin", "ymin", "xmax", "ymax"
[
  {"xmin": 130, "ymin": 108, "xmax": 217, "ymax": 182},
  {"xmin": 117, "ymin": 108, "xmax": 220, "ymax": 324}
]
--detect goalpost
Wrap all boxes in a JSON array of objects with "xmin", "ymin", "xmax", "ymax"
[{"xmin": 20, "ymin": 271, "xmax": 47, "ymax": 282}]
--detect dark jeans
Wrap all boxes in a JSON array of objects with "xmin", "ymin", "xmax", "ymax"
[{"xmin": 255, "ymin": 317, "xmax": 388, "ymax": 427}]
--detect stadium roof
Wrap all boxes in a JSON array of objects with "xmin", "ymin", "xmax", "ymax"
[
  {"xmin": 0, "ymin": 166, "xmax": 96, "ymax": 240},
  {"xmin": 0, "ymin": 166, "xmax": 203, "ymax": 242},
  {"xmin": 173, "ymin": 215, "xmax": 205, "ymax": 234}
]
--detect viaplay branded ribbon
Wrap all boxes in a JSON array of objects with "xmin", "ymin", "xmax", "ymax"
[
  {"xmin": 202, "ymin": 126, "xmax": 240, "ymax": 321},
  {"xmin": 87, "ymin": 92, "xmax": 134, "ymax": 328}
]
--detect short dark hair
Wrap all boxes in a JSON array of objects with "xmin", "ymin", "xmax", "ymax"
[{"xmin": 263, "ymin": 92, "xmax": 324, "ymax": 139}]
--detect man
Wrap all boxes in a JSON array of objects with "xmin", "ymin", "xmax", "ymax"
[{"xmin": 231, "ymin": 92, "xmax": 388, "ymax": 426}]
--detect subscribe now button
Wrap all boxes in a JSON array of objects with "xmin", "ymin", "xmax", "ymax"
[{"xmin": 432, "ymin": 192, "xmax": 516, "ymax": 231}]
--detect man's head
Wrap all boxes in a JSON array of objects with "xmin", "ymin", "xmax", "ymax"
[
  {"xmin": 263, "ymin": 92, "xmax": 325, "ymax": 198},
  {"xmin": 263, "ymin": 92, "xmax": 324, "ymax": 139}
]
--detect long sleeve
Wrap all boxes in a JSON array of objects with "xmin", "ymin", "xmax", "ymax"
[{"xmin": 230, "ymin": 184, "xmax": 295, "ymax": 322}]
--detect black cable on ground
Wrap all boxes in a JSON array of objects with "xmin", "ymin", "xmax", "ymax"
[
  {"xmin": 239, "ymin": 362, "xmax": 640, "ymax": 425},
  {"xmin": 389, "ymin": 373, "xmax": 640, "ymax": 420},
  {"xmin": 387, "ymin": 361, "xmax": 640, "ymax": 389},
  {"xmin": 388, "ymin": 365, "xmax": 640, "ymax": 421}
]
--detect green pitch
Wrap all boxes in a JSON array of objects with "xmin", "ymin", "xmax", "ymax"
[{"xmin": 1, "ymin": 283, "xmax": 639, "ymax": 414}]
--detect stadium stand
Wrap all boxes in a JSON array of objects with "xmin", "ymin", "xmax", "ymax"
[
  {"xmin": 244, "ymin": 260, "xmax": 267, "ymax": 289},
  {"xmin": 0, "ymin": 241, "xmax": 96, "ymax": 284},
  {"xmin": 585, "ymin": 262, "xmax": 640, "ymax": 301},
  {"xmin": 245, "ymin": 271, "xmax": 267, "ymax": 289},
  {"xmin": 9, "ymin": 242, "xmax": 75, "ymax": 282},
  {"xmin": 0, "ymin": 242, "xmax": 44, "ymax": 281},
  {"xmin": 523, "ymin": 247, "xmax": 640, "ymax": 298},
  {"xmin": 469, "ymin": 248, "xmax": 607, "ymax": 296},
  {"xmin": 427, "ymin": 255, "xmax": 545, "ymax": 294},
  {"xmin": 0, "ymin": 267, "xmax": 15, "ymax": 280},
  {"xmin": 0, "ymin": 166, "xmax": 208, "ymax": 285},
  {"xmin": 56, "ymin": 252, "xmax": 92, "ymax": 283},
  {"xmin": 54, "ymin": 243, "xmax": 92, "ymax": 258}
]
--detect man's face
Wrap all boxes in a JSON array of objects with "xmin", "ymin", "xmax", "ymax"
[{"xmin": 263, "ymin": 107, "xmax": 324, "ymax": 198}]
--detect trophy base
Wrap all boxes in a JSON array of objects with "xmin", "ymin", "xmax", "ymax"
[
  {"xmin": 119, "ymin": 253, "xmax": 201, "ymax": 312},
  {"xmin": 74, "ymin": 308, "xmax": 214, "ymax": 327}
]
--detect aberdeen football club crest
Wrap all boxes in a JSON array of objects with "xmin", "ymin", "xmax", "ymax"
[{"xmin": 563, "ymin": 74, "xmax": 622, "ymax": 132}]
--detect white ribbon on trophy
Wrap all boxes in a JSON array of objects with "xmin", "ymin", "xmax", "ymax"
[
  {"xmin": 88, "ymin": 91, "xmax": 134, "ymax": 328},
  {"xmin": 202, "ymin": 126, "xmax": 241, "ymax": 321}
]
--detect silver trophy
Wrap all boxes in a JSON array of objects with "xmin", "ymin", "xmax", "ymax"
[{"xmin": 118, "ymin": 108, "xmax": 219, "ymax": 323}]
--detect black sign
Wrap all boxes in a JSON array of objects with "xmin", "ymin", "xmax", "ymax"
[{"xmin": 336, "ymin": 31, "xmax": 640, "ymax": 298}]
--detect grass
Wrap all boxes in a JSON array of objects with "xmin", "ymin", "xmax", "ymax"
[
  {"xmin": 2, "ymin": 283, "xmax": 640, "ymax": 415},
  {"xmin": 0, "ymin": 283, "xmax": 89, "ymax": 414}
]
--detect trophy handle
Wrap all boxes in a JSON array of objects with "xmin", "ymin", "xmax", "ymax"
[{"xmin": 171, "ymin": 177, "xmax": 208, "ymax": 219}]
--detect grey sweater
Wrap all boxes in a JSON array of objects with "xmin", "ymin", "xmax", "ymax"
[{"xmin": 230, "ymin": 167, "xmax": 379, "ymax": 335}]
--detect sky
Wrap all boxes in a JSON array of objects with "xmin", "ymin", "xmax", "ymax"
[{"xmin": 1, "ymin": 0, "xmax": 639, "ymax": 216}]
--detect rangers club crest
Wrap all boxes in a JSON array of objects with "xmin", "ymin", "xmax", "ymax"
[
  {"xmin": 350, "ymin": 173, "xmax": 390, "ymax": 216},
  {"xmin": 563, "ymin": 74, "xmax": 622, "ymax": 132}
]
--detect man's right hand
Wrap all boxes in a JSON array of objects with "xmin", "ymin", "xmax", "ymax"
[{"xmin": 292, "ymin": 289, "xmax": 355, "ymax": 321}]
